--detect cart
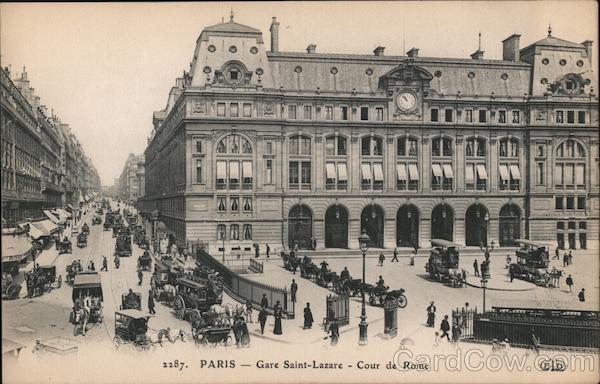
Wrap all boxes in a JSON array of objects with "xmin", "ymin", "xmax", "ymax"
[
  {"xmin": 138, "ymin": 251, "xmax": 152, "ymax": 271},
  {"xmin": 121, "ymin": 291, "xmax": 142, "ymax": 310},
  {"xmin": 57, "ymin": 237, "xmax": 73, "ymax": 254},
  {"xmin": 113, "ymin": 310, "xmax": 155, "ymax": 351},
  {"xmin": 1, "ymin": 273, "xmax": 21, "ymax": 300},
  {"xmin": 195, "ymin": 326, "xmax": 232, "ymax": 347},
  {"xmin": 38, "ymin": 265, "xmax": 57, "ymax": 289},
  {"xmin": 426, "ymin": 239, "xmax": 460, "ymax": 284},
  {"xmin": 70, "ymin": 272, "xmax": 103, "ymax": 336},
  {"xmin": 77, "ymin": 232, "xmax": 88, "ymax": 248}
]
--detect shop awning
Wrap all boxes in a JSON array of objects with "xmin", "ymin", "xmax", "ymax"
[
  {"xmin": 53, "ymin": 209, "xmax": 71, "ymax": 221},
  {"xmin": 66, "ymin": 204, "xmax": 74, "ymax": 212},
  {"xmin": 432, "ymin": 164, "xmax": 443, "ymax": 178},
  {"xmin": 242, "ymin": 161, "xmax": 253, "ymax": 178},
  {"xmin": 1, "ymin": 233, "xmax": 32, "ymax": 263},
  {"xmin": 408, "ymin": 164, "xmax": 419, "ymax": 181},
  {"xmin": 443, "ymin": 164, "xmax": 454, "ymax": 178},
  {"xmin": 361, "ymin": 163, "xmax": 372, "ymax": 181},
  {"xmin": 326, "ymin": 163, "xmax": 337, "ymax": 180},
  {"xmin": 337, "ymin": 163, "xmax": 347, "ymax": 181},
  {"xmin": 476, "ymin": 164, "xmax": 488, "ymax": 180},
  {"xmin": 18, "ymin": 222, "xmax": 44, "ymax": 240},
  {"xmin": 499, "ymin": 165, "xmax": 510, "ymax": 181},
  {"xmin": 510, "ymin": 165, "xmax": 520, "ymax": 180},
  {"xmin": 37, "ymin": 219, "xmax": 59, "ymax": 235},
  {"xmin": 396, "ymin": 164, "xmax": 407, "ymax": 181},
  {"xmin": 216, "ymin": 161, "xmax": 227, "ymax": 179},
  {"xmin": 465, "ymin": 166, "xmax": 474, "ymax": 184},
  {"xmin": 43, "ymin": 210, "xmax": 61, "ymax": 224}
]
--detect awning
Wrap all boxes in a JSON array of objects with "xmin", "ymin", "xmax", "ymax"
[
  {"xmin": 229, "ymin": 161, "xmax": 239, "ymax": 180},
  {"xmin": 509, "ymin": 165, "xmax": 521, "ymax": 180},
  {"xmin": 66, "ymin": 204, "xmax": 74, "ymax": 212},
  {"xmin": 54, "ymin": 209, "xmax": 71, "ymax": 221},
  {"xmin": 361, "ymin": 163, "xmax": 372, "ymax": 181},
  {"xmin": 443, "ymin": 164, "xmax": 454, "ymax": 178},
  {"xmin": 37, "ymin": 219, "xmax": 59, "ymax": 235},
  {"xmin": 216, "ymin": 161, "xmax": 227, "ymax": 179},
  {"xmin": 432, "ymin": 164, "xmax": 443, "ymax": 178},
  {"xmin": 1, "ymin": 233, "xmax": 32, "ymax": 263},
  {"xmin": 476, "ymin": 164, "xmax": 488, "ymax": 180},
  {"xmin": 326, "ymin": 163, "xmax": 337, "ymax": 179},
  {"xmin": 242, "ymin": 161, "xmax": 253, "ymax": 178},
  {"xmin": 337, "ymin": 163, "xmax": 348, "ymax": 181},
  {"xmin": 18, "ymin": 222, "xmax": 44, "ymax": 240},
  {"xmin": 43, "ymin": 210, "xmax": 61, "ymax": 224},
  {"xmin": 408, "ymin": 164, "xmax": 419, "ymax": 181},
  {"xmin": 396, "ymin": 164, "xmax": 407, "ymax": 181},
  {"xmin": 499, "ymin": 165, "xmax": 510, "ymax": 181},
  {"xmin": 465, "ymin": 166, "xmax": 474, "ymax": 184},
  {"xmin": 373, "ymin": 163, "xmax": 384, "ymax": 181}
]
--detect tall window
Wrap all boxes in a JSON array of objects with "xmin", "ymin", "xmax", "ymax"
[
  {"xmin": 325, "ymin": 106, "xmax": 333, "ymax": 120},
  {"xmin": 361, "ymin": 136, "xmax": 383, "ymax": 156},
  {"xmin": 217, "ymin": 224, "xmax": 226, "ymax": 240},
  {"xmin": 195, "ymin": 159, "xmax": 203, "ymax": 183},
  {"xmin": 512, "ymin": 111, "xmax": 520, "ymax": 124},
  {"xmin": 230, "ymin": 103, "xmax": 239, "ymax": 117},
  {"xmin": 360, "ymin": 107, "xmax": 369, "ymax": 121},
  {"xmin": 430, "ymin": 108, "xmax": 439, "ymax": 122},
  {"xmin": 243, "ymin": 197, "xmax": 252, "ymax": 212},
  {"xmin": 361, "ymin": 136, "xmax": 384, "ymax": 190},
  {"xmin": 536, "ymin": 162, "xmax": 545, "ymax": 185},
  {"xmin": 340, "ymin": 106, "xmax": 348, "ymax": 121},
  {"xmin": 325, "ymin": 135, "xmax": 348, "ymax": 191},
  {"xmin": 397, "ymin": 137, "xmax": 419, "ymax": 191},
  {"xmin": 465, "ymin": 138, "xmax": 487, "ymax": 191},
  {"xmin": 243, "ymin": 224, "xmax": 252, "ymax": 240},
  {"xmin": 243, "ymin": 103, "xmax": 252, "ymax": 117},
  {"xmin": 499, "ymin": 138, "xmax": 520, "ymax": 191},
  {"xmin": 578, "ymin": 111, "xmax": 586, "ymax": 124},
  {"xmin": 216, "ymin": 134, "xmax": 253, "ymax": 190},
  {"xmin": 230, "ymin": 224, "xmax": 239, "ymax": 240},
  {"xmin": 431, "ymin": 137, "xmax": 453, "ymax": 191},
  {"xmin": 376, "ymin": 107, "xmax": 384, "ymax": 121},
  {"xmin": 217, "ymin": 103, "xmax": 226, "ymax": 117},
  {"xmin": 288, "ymin": 105, "xmax": 297, "ymax": 119},
  {"xmin": 465, "ymin": 110, "xmax": 473, "ymax": 123},
  {"xmin": 217, "ymin": 196, "xmax": 226, "ymax": 212},
  {"xmin": 555, "ymin": 139, "xmax": 585, "ymax": 189},
  {"xmin": 289, "ymin": 135, "xmax": 312, "ymax": 190},
  {"xmin": 478, "ymin": 110, "xmax": 487, "ymax": 123},
  {"xmin": 230, "ymin": 196, "xmax": 239, "ymax": 211},
  {"xmin": 556, "ymin": 111, "xmax": 564, "ymax": 123},
  {"xmin": 498, "ymin": 110, "xmax": 506, "ymax": 124},
  {"xmin": 265, "ymin": 159, "xmax": 273, "ymax": 184},
  {"xmin": 303, "ymin": 105, "xmax": 313, "ymax": 120},
  {"xmin": 444, "ymin": 109, "xmax": 453, "ymax": 123}
]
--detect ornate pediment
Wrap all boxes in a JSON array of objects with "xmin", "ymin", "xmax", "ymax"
[
  {"xmin": 548, "ymin": 73, "xmax": 587, "ymax": 96},
  {"xmin": 378, "ymin": 60, "xmax": 434, "ymax": 90},
  {"xmin": 213, "ymin": 61, "xmax": 254, "ymax": 89}
]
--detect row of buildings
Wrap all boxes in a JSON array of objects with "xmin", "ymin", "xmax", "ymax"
[
  {"xmin": 138, "ymin": 16, "xmax": 598, "ymax": 255},
  {"xmin": 115, "ymin": 153, "xmax": 145, "ymax": 202},
  {"xmin": 1, "ymin": 65, "xmax": 101, "ymax": 226}
]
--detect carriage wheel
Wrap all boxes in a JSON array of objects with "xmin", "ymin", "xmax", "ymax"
[
  {"xmin": 7, "ymin": 284, "xmax": 21, "ymax": 299},
  {"xmin": 397, "ymin": 294, "xmax": 408, "ymax": 309},
  {"xmin": 113, "ymin": 336, "xmax": 123, "ymax": 349},
  {"xmin": 174, "ymin": 295, "xmax": 186, "ymax": 320}
]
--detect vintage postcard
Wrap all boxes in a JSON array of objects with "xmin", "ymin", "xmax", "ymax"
[{"xmin": 1, "ymin": 1, "xmax": 598, "ymax": 383}]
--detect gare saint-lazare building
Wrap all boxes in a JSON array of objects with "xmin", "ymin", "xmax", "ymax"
[{"xmin": 140, "ymin": 15, "xmax": 599, "ymax": 256}]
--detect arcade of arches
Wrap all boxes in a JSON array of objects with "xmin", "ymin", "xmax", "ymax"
[{"xmin": 287, "ymin": 202, "xmax": 522, "ymax": 249}]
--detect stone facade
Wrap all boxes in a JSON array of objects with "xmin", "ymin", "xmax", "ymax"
[{"xmin": 140, "ymin": 18, "xmax": 599, "ymax": 254}]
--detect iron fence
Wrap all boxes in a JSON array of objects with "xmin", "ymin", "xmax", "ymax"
[{"xmin": 325, "ymin": 294, "xmax": 349, "ymax": 327}]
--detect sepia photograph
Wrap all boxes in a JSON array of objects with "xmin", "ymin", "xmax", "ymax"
[{"xmin": 1, "ymin": 1, "xmax": 598, "ymax": 383}]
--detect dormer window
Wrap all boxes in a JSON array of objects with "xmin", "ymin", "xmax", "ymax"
[{"xmin": 229, "ymin": 69, "xmax": 239, "ymax": 81}]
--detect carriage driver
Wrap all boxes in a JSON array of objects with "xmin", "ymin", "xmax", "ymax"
[
  {"xmin": 340, "ymin": 267, "xmax": 350, "ymax": 280},
  {"xmin": 320, "ymin": 261, "xmax": 329, "ymax": 273},
  {"xmin": 376, "ymin": 275, "xmax": 385, "ymax": 289}
]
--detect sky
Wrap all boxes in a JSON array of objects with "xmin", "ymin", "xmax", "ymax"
[{"xmin": 1, "ymin": 1, "xmax": 597, "ymax": 186}]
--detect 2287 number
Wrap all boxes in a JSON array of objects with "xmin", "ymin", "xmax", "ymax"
[{"xmin": 163, "ymin": 360, "xmax": 188, "ymax": 371}]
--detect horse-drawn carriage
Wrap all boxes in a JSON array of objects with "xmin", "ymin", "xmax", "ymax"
[
  {"xmin": 104, "ymin": 213, "xmax": 114, "ymax": 231},
  {"xmin": 282, "ymin": 252, "xmax": 300, "ymax": 272},
  {"xmin": 360, "ymin": 283, "xmax": 408, "ymax": 308},
  {"xmin": 81, "ymin": 223, "xmax": 90, "ymax": 236},
  {"xmin": 189, "ymin": 309, "xmax": 232, "ymax": 346},
  {"xmin": 138, "ymin": 251, "xmax": 152, "ymax": 271},
  {"xmin": 37, "ymin": 265, "xmax": 56, "ymax": 289},
  {"xmin": 509, "ymin": 239, "xmax": 561, "ymax": 287},
  {"xmin": 171, "ymin": 274, "xmax": 224, "ymax": 322},
  {"xmin": 113, "ymin": 310, "xmax": 155, "ymax": 351},
  {"xmin": 92, "ymin": 214, "xmax": 102, "ymax": 225},
  {"xmin": 299, "ymin": 256, "xmax": 320, "ymax": 280},
  {"xmin": 121, "ymin": 290, "xmax": 142, "ymax": 310},
  {"xmin": 66, "ymin": 260, "xmax": 83, "ymax": 285},
  {"xmin": 70, "ymin": 272, "xmax": 103, "ymax": 336},
  {"xmin": 152, "ymin": 258, "xmax": 184, "ymax": 302},
  {"xmin": 2, "ymin": 272, "xmax": 21, "ymax": 300},
  {"xmin": 55, "ymin": 236, "xmax": 73, "ymax": 254},
  {"xmin": 77, "ymin": 232, "xmax": 88, "ymax": 248},
  {"xmin": 425, "ymin": 239, "xmax": 461, "ymax": 284},
  {"xmin": 115, "ymin": 234, "xmax": 132, "ymax": 257}
]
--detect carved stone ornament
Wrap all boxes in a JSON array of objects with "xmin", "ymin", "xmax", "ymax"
[
  {"xmin": 191, "ymin": 99, "xmax": 206, "ymax": 114},
  {"xmin": 535, "ymin": 110, "xmax": 547, "ymax": 120},
  {"xmin": 263, "ymin": 102, "xmax": 275, "ymax": 115}
]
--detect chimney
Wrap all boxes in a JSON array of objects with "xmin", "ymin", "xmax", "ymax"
[
  {"xmin": 470, "ymin": 50, "xmax": 484, "ymax": 60},
  {"xmin": 306, "ymin": 44, "xmax": 316, "ymax": 54},
  {"xmin": 407, "ymin": 47, "xmax": 419, "ymax": 58},
  {"xmin": 270, "ymin": 17, "xmax": 280, "ymax": 53},
  {"xmin": 502, "ymin": 34, "xmax": 521, "ymax": 62},
  {"xmin": 373, "ymin": 46, "xmax": 385, "ymax": 57},
  {"xmin": 582, "ymin": 40, "xmax": 593, "ymax": 64}
]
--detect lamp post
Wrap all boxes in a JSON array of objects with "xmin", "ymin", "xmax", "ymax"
[
  {"xmin": 479, "ymin": 212, "xmax": 495, "ymax": 279},
  {"xmin": 358, "ymin": 230, "xmax": 370, "ymax": 345},
  {"xmin": 481, "ymin": 277, "xmax": 488, "ymax": 312}
]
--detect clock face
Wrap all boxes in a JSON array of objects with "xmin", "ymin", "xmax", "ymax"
[{"xmin": 396, "ymin": 91, "xmax": 417, "ymax": 111}]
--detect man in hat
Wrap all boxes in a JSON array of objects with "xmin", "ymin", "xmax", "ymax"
[
  {"xmin": 258, "ymin": 305, "xmax": 268, "ymax": 334},
  {"xmin": 303, "ymin": 302, "xmax": 313, "ymax": 329}
]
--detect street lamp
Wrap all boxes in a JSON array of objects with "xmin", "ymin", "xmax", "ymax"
[
  {"xmin": 358, "ymin": 230, "xmax": 370, "ymax": 345},
  {"xmin": 480, "ymin": 278, "xmax": 488, "ymax": 312}
]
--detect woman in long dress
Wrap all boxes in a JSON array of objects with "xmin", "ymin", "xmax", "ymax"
[
  {"xmin": 273, "ymin": 301, "xmax": 283, "ymax": 335},
  {"xmin": 303, "ymin": 303, "xmax": 313, "ymax": 329}
]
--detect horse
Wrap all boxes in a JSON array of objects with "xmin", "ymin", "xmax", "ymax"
[
  {"xmin": 209, "ymin": 303, "xmax": 233, "ymax": 325},
  {"xmin": 73, "ymin": 308, "xmax": 89, "ymax": 336}
]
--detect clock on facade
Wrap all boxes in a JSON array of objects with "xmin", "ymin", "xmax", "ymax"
[{"xmin": 396, "ymin": 91, "xmax": 417, "ymax": 111}]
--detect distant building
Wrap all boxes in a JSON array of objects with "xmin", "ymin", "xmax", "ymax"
[
  {"xmin": 140, "ymin": 17, "xmax": 598, "ymax": 254},
  {"xmin": 117, "ymin": 153, "xmax": 144, "ymax": 202}
]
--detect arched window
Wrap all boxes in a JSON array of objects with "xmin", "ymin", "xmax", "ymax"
[
  {"xmin": 465, "ymin": 137, "xmax": 487, "ymax": 191},
  {"xmin": 325, "ymin": 135, "xmax": 348, "ymax": 190},
  {"xmin": 361, "ymin": 136, "xmax": 384, "ymax": 191},
  {"xmin": 215, "ymin": 134, "xmax": 253, "ymax": 190},
  {"xmin": 555, "ymin": 139, "xmax": 586, "ymax": 189},
  {"xmin": 431, "ymin": 137, "xmax": 453, "ymax": 191},
  {"xmin": 289, "ymin": 135, "xmax": 312, "ymax": 190},
  {"xmin": 397, "ymin": 136, "xmax": 419, "ymax": 191}
]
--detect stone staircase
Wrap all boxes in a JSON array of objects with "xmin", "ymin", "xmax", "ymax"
[{"xmin": 289, "ymin": 246, "xmax": 518, "ymax": 259}]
